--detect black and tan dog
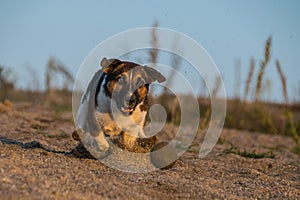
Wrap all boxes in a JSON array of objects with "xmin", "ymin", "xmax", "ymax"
[
  {"xmin": 96, "ymin": 57, "xmax": 166, "ymax": 152},
  {"xmin": 73, "ymin": 58, "xmax": 166, "ymax": 157}
]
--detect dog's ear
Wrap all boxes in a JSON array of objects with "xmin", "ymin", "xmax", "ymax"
[
  {"xmin": 143, "ymin": 66, "xmax": 166, "ymax": 83},
  {"xmin": 100, "ymin": 57, "xmax": 121, "ymax": 74}
]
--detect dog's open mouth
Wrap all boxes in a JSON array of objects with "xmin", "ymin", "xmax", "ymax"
[{"xmin": 121, "ymin": 106, "xmax": 134, "ymax": 114}]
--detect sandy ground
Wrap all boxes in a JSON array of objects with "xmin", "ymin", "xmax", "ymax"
[{"xmin": 0, "ymin": 102, "xmax": 299, "ymax": 199}]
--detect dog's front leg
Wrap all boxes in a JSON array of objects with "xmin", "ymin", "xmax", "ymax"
[
  {"xmin": 73, "ymin": 127, "xmax": 110, "ymax": 159},
  {"xmin": 129, "ymin": 106, "xmax": 147, "ymax": 138},
  {"xmin": 96, "ymin": 112, "xmax": 122, "ymax": 137}
]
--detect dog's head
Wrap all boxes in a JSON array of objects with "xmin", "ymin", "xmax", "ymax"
[{"xmin": 100, "ymin": 57, "xmax": 166, "ymax": 115}]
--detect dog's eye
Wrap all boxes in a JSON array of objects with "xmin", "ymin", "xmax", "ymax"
[
  {"xmin": 117, "ymin": 76, "xmax": 125, "ymax": 83},
  {"xmin": 137, "ymin": 80, "xmax": 144, "ymax": 88}
]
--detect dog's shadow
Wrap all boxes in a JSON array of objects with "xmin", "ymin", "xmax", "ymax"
[{"xmin": 0, "ymin": 135, "xmax": 94, "ymax": 159}]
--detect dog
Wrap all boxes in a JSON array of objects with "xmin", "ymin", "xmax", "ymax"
[{"xmin": 73, "ymin": 58, "xmax": 166, "ymax": 157}]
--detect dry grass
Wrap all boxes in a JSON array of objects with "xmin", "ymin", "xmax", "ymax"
[
  {"xmin": 44, "ymin": 57, "xmax": 74, "ymax": 108},
  {"xmin": 148, "ymin": 21, "xmax": 159, "ymax": 65},
  {"xmin": 45, "ymin": 57, "xmax": 74, "ymax": 92},
  {"xmin": 163, "ymin": 36, "xmax": 182, "ymax": 93},
  {"xmin": 255, "ymin": 36, "xmax": 272, "ymax": 101},
  {"xmin": 234, "ymin": 59, "xmax": 241, "ymax": 99},
  {"xmin": 244, "ymin": 57, "xmax": 255, "ymax": 101},
  {"xmin": 0, "ymin": 67, "xmax": 15, "ymax": 102},
  {"xmin": 0, "ymin": 99, "xmax": 14, "ymax": 113},
  {"xmin": 276, "ymin": 60, "xmax": 288, "ymax": 104}
]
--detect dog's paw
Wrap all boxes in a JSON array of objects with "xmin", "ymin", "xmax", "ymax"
[
  {"xmin": 72, "ymin": 130, "xmax": 80, "ymax": 141},
  {"xmin": 103, "ymin": 126, "xmax": 122, "ymax": 137},
  {"xmin": 73, "ymin": 128, "xmax": 111, "ymax": 159},
  {"xmin": 81, "ymin": 135, "xmax": 111, "ymax": 159}
]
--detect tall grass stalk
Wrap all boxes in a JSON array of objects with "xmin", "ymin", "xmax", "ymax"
[
  {"xmin": 149, "ymin": 21, "xmax": 159, "ymax": 65},
  {"xmin": 255, "ymin": 36, "xmax": 272, "ymax": 101},
  {"xmin": 244, "ymin": 58, "xmax": 255, "ymax": 101},
  {"xmin": 45, "ymin": 57, "xmax": 74, "ymax": 92},
  {"xmin": 211, "ymin": 76, "xmax": 221, "ymax": 99},
  {"xmin": 234, "ymin": 59, "xmax": 241, "ymax": 99},
  {"xmin": 0, "ymin": 67, "xmax": 14, "ymax": 102},
  {"xmin": 275, "ymin": 59, "xmax": 300, "ymax": 152},
  {"xmin": 164, "ymin": 37, "xmax": 182, "ymax": 93},
  {"xmin": 275, "ymin": 60, "xmax": 289, "ymax": 104}
]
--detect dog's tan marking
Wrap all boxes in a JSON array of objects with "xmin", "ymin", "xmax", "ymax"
[{"xmin": 130, "ymin": 102, "xmax": 147, "ymax": 126}]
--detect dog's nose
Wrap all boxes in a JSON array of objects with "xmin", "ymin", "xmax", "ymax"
[
  {"xmin": 124, "ymin": 95, "xmax": 135, "ymax": 108},
  {"xmin": 124, "ymin": 95, "xmax": 131, "ymax": 107},
  {"xmin": 124, "ymin": 99, "xmax": 130, "ymax": 107}
]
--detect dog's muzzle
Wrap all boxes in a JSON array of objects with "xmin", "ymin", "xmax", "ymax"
[{"xmin": 121, "ymin": 94, "xmax": 137, "ymax": 115}]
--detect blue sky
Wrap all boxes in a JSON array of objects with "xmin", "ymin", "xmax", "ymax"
[{"xmin": 0, "ymin": 0, "xmax": 299, "ymax": 102}]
